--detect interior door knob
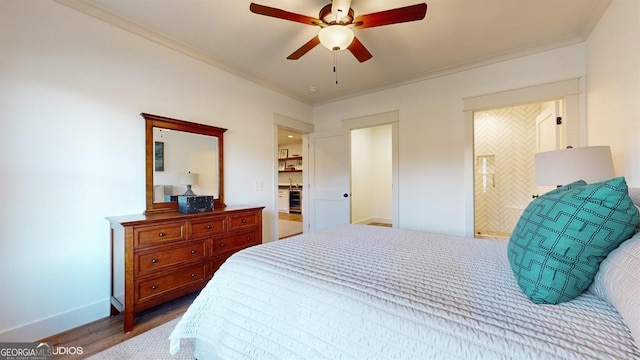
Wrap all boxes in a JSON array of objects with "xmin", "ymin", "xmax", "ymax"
[{"xmin": 343, "ymin": 193, "xmax": 349, "ymax": 198}]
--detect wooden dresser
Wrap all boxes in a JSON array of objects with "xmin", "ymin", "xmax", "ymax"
[{"xmin": 107, "ymin": 205, "xmax": 264, "ymax": 332}]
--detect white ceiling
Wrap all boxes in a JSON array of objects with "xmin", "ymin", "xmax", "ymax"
[{"xmin": 56, "ymin": 0, "xmax": 610, "ymax": 105}]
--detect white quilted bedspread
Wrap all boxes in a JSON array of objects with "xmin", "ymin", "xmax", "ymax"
[{"xmin": 169, "ymin": 224, "xmax": 639, "ymax": 359}]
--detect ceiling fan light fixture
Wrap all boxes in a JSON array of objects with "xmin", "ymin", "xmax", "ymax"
[{"xmin": 318, "ymin": 25, "xmax": 354, "ymax": 51}]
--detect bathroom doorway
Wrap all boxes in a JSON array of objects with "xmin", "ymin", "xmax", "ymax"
[{"xmin": 473, "ymin": 100, "xmax": 563, "ymax": 240}]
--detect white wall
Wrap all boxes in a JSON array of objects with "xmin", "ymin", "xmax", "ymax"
[
  {"xmin": 351, "ymin": 125, "xmax": 392, "ymax": 224},
  {"xmin": 351, "ymin": 128, "xmax": 375, "ymax": 223},
  {"xmin": 315, "ymin": 44, "xmax": 587, "ymax": 235},
  {"xmin": 586, "ymin": 0, "xmax": 640, "ymax": 186},
  {"xmin": 371, "ymin": 125, "xmax": 393, "ymax": 221},
  {"xmin": 0, "ymin": 1, "xmax": 312, "ymax": 341}
]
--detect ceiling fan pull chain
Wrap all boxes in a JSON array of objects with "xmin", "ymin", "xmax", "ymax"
[{"xmin": 334, "ymin": 51, "xmax": 338, "ymax": 85}]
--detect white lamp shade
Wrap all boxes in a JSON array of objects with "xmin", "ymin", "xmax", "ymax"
[
  {"xmin": 180, "ymin": 172, "xmax": 198, "ymax": 186},
  {"xmin": 318, "ymin": 25, "xmax": 354, "ymax": 51},
  {"xmin": 535, "ymin": 146, "xmax": 614, "ymax": 185}
]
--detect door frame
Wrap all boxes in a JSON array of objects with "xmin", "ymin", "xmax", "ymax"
[
  {"xmin": 303, "ymin": 111, "xmax": 400, "ymax": 233},
  {"xmin": 273, "ymin": 114, "xmax": 314, "ymax": 241},
  {"xmin": 472, "ymin": 100, "xmax": 562, "ymax": 238},
  {"xmin": 462, "ymin": 78, "xmax": 585, "ymax": 237},
  {"xmin": 341, "ymin": 110, "xmax": 400, "ymax": 228}
]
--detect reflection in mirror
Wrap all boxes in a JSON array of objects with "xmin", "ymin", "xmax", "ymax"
[
  {"xmin": 152, "ymin": 128, "xmax": 219, "ymax": 203},
  {"xmin": 143, "ymin": 113, "xmax": 226, "ymax": 213}
]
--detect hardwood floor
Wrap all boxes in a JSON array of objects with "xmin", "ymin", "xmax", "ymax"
[
  {"xmin": 367, "ymin": 222, "xmax": 392, "ymax": 227},
  {"xmin": 278, "ymin": 212, "xmax": 303, "ymax": 239},
  {"xmin": 39, "ymin": 292, "xmax": 198, "ymax": 359},
  {"xmin": 279, "ymin": 213, "xmax": 391, "ymax": 227},
  {"xmin": 278, "ymin": 212, "xmax": 302, "ymax": 221}
]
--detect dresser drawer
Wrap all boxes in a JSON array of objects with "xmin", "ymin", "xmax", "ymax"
[
  {"xmin": 134, "ymin": 222, "xmax": 186, "ymax": 248},
  {"xmin": 136, "ymin": 264, "xmax": 207, "ymax": 304},
  {"xmin": 190, "ymin": 216, "xmax": 227, "ymax": 237},
  {"xmin": 135, "ymin": 240, "xmax": 206, "ymax": 275},
  {"xmin": 228, "ymin": 211, "xmax": 259, "ymax": 230},
  {"xmin": 212, "ymin": 230, "xmax": 259, "ymax": 255}
]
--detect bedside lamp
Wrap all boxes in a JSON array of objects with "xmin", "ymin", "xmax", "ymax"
[
  {"xmin": 180, "ymin": 172, "xmax": 198, "ymax": 196},
  {"xmin": 535, "ymin": 146, "xmax": 614, "ymax": 186}
]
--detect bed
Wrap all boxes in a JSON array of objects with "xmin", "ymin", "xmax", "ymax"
[{"xmin": 169, "ymin": 186, "xmax": 640, "ymax": 359}]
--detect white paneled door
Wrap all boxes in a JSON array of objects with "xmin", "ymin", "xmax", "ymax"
[
  {"xmin": 535, "ymin": 100, "xmax": 563, "ymax": 195},
  {"xmin": 305, "ymin": 129, "xmax": 351, "ymax": 232},
  {"xmin": 536, "ymin": 101, "xmax": 562, "ymax": 153}
]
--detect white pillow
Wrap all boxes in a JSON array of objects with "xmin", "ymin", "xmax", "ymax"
[
  {"xmin": 629, "ymin": 188, "xmax": 640, "ymax": 206},
  {"xmin": 590, "ymin": 231, "xmax": 640, "ymax": 344},
  {"xmin": 630, "ymin": 188, "xmax": 640, "ymax": 228}
]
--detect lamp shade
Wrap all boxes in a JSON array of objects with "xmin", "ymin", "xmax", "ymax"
[
  {"xmin": 535, "ymin": 146, "xmax": 614, "ymax": 186},
  {"xmin": 318, "ymin": 25, "xmax": 354, "ymax": 51},
  {"xmin": 180, "ymin": 172, "xmax": 198, "ymax": 186},
  {"xmin": 180, "ymin": 172, "xmax": 198, "ymax": 196}
]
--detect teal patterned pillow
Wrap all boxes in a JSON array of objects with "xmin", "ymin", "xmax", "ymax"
[{"xmin": 508, "ymin": 177, "xmax": 639, "ymax": 304}]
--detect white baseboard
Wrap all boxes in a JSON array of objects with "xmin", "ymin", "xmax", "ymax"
[{"xmin": 0, "ymin": 299, "xmax": 110, "ymax": 342}]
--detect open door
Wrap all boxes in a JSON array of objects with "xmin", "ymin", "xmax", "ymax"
[
  {"xmin": 535, "ymin": 100, "xmax": 563, "ymax": 195},
  {"xmin": 305, "ymin": 129, "xmax": 351, "ymax": 232}
]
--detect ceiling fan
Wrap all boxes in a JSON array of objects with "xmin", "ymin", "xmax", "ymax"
[{"xmin": 249, "ymin": 0, "xmax": 427, "ymax": 63}]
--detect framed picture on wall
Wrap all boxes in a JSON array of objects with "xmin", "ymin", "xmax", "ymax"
[
  {"xmin": 154, "ymin": 141, "xmax": 164, "ymax": 171},
  {"xmin": 279, "ymin": 149, "xmax": 288, "ymax": 159},
  {"xmin": 278, "ymin": 161, "xmax": 285, "ymax": 171}
]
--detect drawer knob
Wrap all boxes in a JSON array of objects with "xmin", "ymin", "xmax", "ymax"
[
  {"xmin": 206, "ymin": 225, "xmax": 211, "ymax": 230},
  {"xmin": 246, "ymin": 237, "xmax": 252, "ymax": 242},
  {"xmin": 220, "ymin": 243, "xmax": 225, "ymax": 247},
  {"xmin": 191, "ymin": 273, "xmax": 197, "ymax": 278},
  {"xmin": 191, "ymin": 249, "xmax": 197, "ymax": 254},
  {"xmin": 151, "ymin": 285, "xmax": 158, "ymax": 290},
  {"xmin": 151, "ymin": 258, "xmax": 158, "ymax": 264},
  {"xmin": 242, "ymin": 219, "xmax": 247, "ymax": 224},
  {"xmin": 158, "ymin": 232, "xmax": 165, "ymax": 237}
]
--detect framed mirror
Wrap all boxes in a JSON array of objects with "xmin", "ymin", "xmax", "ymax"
[{"xmin": 143, "ymin": 113, "xmax": 227, "ymax": 213}]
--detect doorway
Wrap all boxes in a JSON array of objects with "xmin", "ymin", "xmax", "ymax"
[
  {"xmin": 463, "ymin": 78, "xmax": 583, "ymax": 237},
  {"xmin": 473, "ymin": 100, "xmax": 563, "ymax": 240},
  {"xmin": 305, "ymin": 111, "xmax": 399, "ymax": 232},
  {"xmin": 351, "ymin": 124, "xmax": 393, "ymax": 226},
  {"xmin": 277, "ymin": 127, "xmax": 303, "ymax": 239}
]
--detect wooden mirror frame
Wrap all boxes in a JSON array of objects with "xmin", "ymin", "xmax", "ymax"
[{"xmin": 143, "ymin": 113, "xmax": 227, "ymax": 213}]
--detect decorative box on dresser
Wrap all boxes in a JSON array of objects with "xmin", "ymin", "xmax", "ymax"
[{"xmin": 107, "ymin": 205, "xmax": 264, "ymax": 333}]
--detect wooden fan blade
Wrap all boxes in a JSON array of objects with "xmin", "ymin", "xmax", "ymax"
[
  {"xmin": 250, "ymin": 3, "xmax": 322, "ymax": 26},
  {"xmin": 347, "ymin": 37, "xmax": 373, "ymax": 63},
  {"xmin": 287, "ymin": 36, "xmax": 321, "ymax": 60},
  {"xmin": 353, "ymin": 3, "xmax": 427, "ymax": 29}
]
